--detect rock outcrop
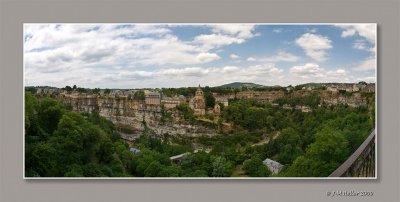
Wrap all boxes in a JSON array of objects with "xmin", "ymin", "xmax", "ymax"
[
  {"xmin": 56, "ymin": 93, "xmax": 217, "ymax": 138},
  {"xmin": 32, "ymin": 84, "xmax": 374, "ymax": 138}
]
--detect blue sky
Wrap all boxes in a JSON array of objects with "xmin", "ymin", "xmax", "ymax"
[{"xmin": 24, "ymin": 24, "xmax": 376, "ymax": 88}]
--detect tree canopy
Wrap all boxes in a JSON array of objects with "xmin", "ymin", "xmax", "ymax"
[{"xmin": 25, "ymin": 88, "xmax": 374, "ymax": 177}]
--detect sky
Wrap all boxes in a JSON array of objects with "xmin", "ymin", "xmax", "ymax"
[{"xmin": 24, "ymin": 23, "xmax": 376, "ymax": 89}]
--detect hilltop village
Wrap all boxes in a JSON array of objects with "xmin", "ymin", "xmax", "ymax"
[
  {"xmin": 25, "ymin": 82, "xmax": 375, "ymax": 177},
  {"xmin": 30, "ymin": 82, "xmax": 375, "ymax": 140}
]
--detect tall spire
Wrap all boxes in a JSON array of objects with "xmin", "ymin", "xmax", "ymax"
[{"xmin": 195, "ymin": 84, "xmax": 203, "ymax": 96}]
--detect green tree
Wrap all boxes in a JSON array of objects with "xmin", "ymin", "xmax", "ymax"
[
  {"xmin": 180, "ymin": 152, "xmax": 213, "ymax": 176},
  {"xmin": 83, "ymin": 163, "xmax": 103, "ymax": 177},
  {"xmin": 273, "ymin": 127, "xmax": 303, "ymax": 164},
  {"xmin": 204, "ymin": 92, "xmax": 216, "ymax": 109},
  {"xmin": 243, "ymin": 157, "xmax": 271, "ymax": 177},
  {"xmin": 64, "ymin": 164, "xmax": 84, "ymax": 177},
  {"xmin": 136, "ymin": 155, "xmax": 154, "ymax": 176},
  {"xmin": 64, "ymin": 85, "xmax": 73, "ymax": 92},
  {"xmin": 25, "ymin": 97, "xmax": 135, "ymax": 177},
  {"xmin": 158, "ymin": 165, "xmax": 182, "ymax": 177},
  {"xmin": 92, "ymin": 88, "xmax": 101, "ymax": 94},
  {"xmin": 144, "ymin": 161, "xmax": 164, "ymax": 177},
  {"xmin": 211, "ymin": 156, "xmax": 233, "ymax": 177},
  {"xmin": 134, "ymin": 90, "xmax": 145, "ymax": 100},
  {"xmin": 160, "ymin": 105, "xmax": 172, "ymax": 124},
  {"xmin": 37, "ymin": 98, "xmax": 65, "ymax": 134},
  {"xmin": 283, "ymin": 126, "xmax": 350, "ymax": 177},
  {"xmin": 176, "ymin": 103, "xmax": 195, "ymax": 123},
  {"xmin": 25, "ymin": 92, "xmax": 41, "ymax": 140},
  {"xmin": 188, "ymin": 170, "xmax": 209, "ymax": 177},
  {"xmin": 26, "ymin": 142, "xmax": 58, "ymax": 177}
]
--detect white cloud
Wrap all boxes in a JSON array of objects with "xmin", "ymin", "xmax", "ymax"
[
  {"xmin": 196, "ymin": 53, "xmax": 221, "ymax": 63},
  {"xmin": 24, "ymin": 24, "xmax": 376, "ymax": 88},
  {"xmin": 24, "ymin": 24, "xmax": 261, "ymax": 88},
  {"xmin": 369, "ymin": 46, "xmax": 376, "ymax": 53},
  {"xmin": 336, "ymin": 24, "xmax": 376, "ymax": 56},
  {"xmin": 353, "ymin": 40, "xmax": 367, "ymax": 50},
  {"xmin": 193, "ymin": 24, "xmax": 258, "ymax": 51},
  {"xmin": 247, "ymin": 51, "xmax": 300, "ymax": 62},
  {"xmin": 221, "ymin": 66, "xmax": 240, "ymax": 73},
  {"xmin": 246, "ymin": 64, "xmax": 283, "ymax": 74},
  {"xmin": 356, "ymin": 76, "xmax": 376, "ymax": 83},
  {"xmin": 351, "ymin": 39, "xmax": 376, "ymax": 55},
  {"xmin": 289, "ymin": 63, "xmax": 349, "ymax": 83},
  {"xmin": 194, "ymin": 34, "xmax": 245, "ymax": 50},
  {"xmin": 308, "ymin": 28, "xmax": 318, "ymax": 33},
  {"xmin": 290, "ymin": 63, "xmax": 324, "ymax": 77},
  {"xmin": 230, "ymin": 54, "xmax": 240, "ymax": 59},
  {"xmin": 295, "ymin": 33, "xmax": 332, "ymax": 61},
  {"xmin": 352, "ymin": 58, "xmax": 376, "ymax": 72},
  {"xmin": 209, "ymin": 24, "xmax": 257, "ymax": 38},
  {"xmin": 272, "ymin": 28, "xmax": 282, "ymax": 33},
  {"xmin": 111, "ymin": 64, "xmax": 283, "ymax": 88},
  {"xmin": 335, "ymin": 24, "xmax": 376, "ymax": 43},
  {"xmin": 247, "ymin": 57, "xmax": 256, "ymax": 61},
  {"xmin": 24, "ymin": 24, "xmax": 230, "ymax": 76},
  {"xmin": 24, "ymin": 24, "xmax": 172, "ymax": 52}
]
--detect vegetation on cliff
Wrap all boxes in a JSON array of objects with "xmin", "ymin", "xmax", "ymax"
[{"xmin": 25, "ymin": 87, "xmax": 375, "ymax": 177}]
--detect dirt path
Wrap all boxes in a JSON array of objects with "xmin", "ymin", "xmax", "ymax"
[{"xmin": 251, "ymin": 131, "xmax": 281, "ymax": 147}]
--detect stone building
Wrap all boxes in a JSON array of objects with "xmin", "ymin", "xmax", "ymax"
[
  {"xmin": 213, "ymin": 103, "xmax": 221, "ymax": 114},
  {"xmin": 327, "ymin": 86, "xmax": 338, "ymax": 92},
  {"xmin": 161, "ymin": 95, "xmax": 186, "ymax": 109},
  {"xmin": 365, "ymin": 83, "xmax": 375, "ymax": 92},
  {"xmin": 236, "ymin": 90, "xmax": 284, "ymax": 102},
  {"xmin": 262, "ymin": 158, "xmax": 284, "ymax": 174},
  {"xmin": 215, "ymin": 96, "xmax": 229, "ymax": 107},
  {"xmin": 189, "ymin": 85, "xmax": 206, "ymax": 115},
  {"xmin": 145, "ymin": 92, "xmax": 161, "ymax": 105}
]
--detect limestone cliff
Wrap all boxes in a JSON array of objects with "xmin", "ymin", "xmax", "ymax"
[
  {"xmin": 34, "ymin": 85, "xmax": 374, "ymax": 138},
  {"xmin": 56, "ymin": 93, "xmax": 217, "ymax": 138}
]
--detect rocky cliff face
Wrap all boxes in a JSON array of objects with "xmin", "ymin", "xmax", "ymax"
[
  {"xmin": 319, "ymin": 91, "xmax": 368, "ymax": 107},
  {"xmin": 213, "ymin": 90, "xmax": 286, "ymax": 101},
  {"xmin": 291, "ymin": 90, "xmax": 369, "ymax": 107},
  {"xmin": 56, "ymin": 93, "xmax": 217, "ymax": 138},
  {"xmin": 214, "ymin": 89, "xmax": 370, "ymax": 107},
  {"xmin": 48, "ymin": 87, "xmax": 373, "ymax": 138}
]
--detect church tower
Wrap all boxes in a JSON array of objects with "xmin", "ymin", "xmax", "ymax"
[
  {"xmin": 195, "ymin": 84, "xmax": 204, "ymax": 97},
  {"xmin": 189, "ymin": 84, "xmax": 206, "ymax": 115}
]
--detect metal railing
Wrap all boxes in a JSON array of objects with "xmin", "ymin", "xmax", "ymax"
[{"xmin": 329, "ymin": 129, "xmax": 376, "ymax": 177}]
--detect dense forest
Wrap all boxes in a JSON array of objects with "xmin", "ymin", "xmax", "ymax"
[{"xmin": 25, "ymin": 89, "xmax": 374, "ymax": 177}]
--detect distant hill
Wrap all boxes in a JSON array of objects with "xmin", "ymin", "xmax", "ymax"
[{"xmin": 217, "ymin": 82, "xmax": 266, "ymax": 88}]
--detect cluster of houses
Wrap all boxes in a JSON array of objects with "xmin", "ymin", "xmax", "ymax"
[
  {"xmin": 31, "ymin": 82, "xmax": 375, "ymax": 116},
  {"xmin": 285, "ymin": 83, "xmax": 375, "ymax": 93},
  {"xmin": 144, "ymin": 92, "xmax": 188, "ymax": 110},
  {"xmin": 144, "ymin": 85, "xmax": 228, "ymax": 115},
  {"xmin": 319, "ymin": 83, "xmax": 374, "ymax": 93},
  {"xmin": 326, "ymin": 83, "xmax": 375, "ymax": 93}
]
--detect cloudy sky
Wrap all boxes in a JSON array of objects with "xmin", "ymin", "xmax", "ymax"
[{"xmin": 24, "ymin": 23, "xmax": 376, "ymax": 88}]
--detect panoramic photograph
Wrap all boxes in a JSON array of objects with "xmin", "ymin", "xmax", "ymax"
[{"xmin": 24, "ymin": 23, "xmax": 376, "ymax": 178}]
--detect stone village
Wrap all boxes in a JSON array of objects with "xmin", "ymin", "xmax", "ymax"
[
  {"xmin": 32, "ymin": 83, "xmax": 374, "ymax": 139},
  {"xmin": 30, "ymin": 82, "xmax": 374, "ymax": 174}
]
